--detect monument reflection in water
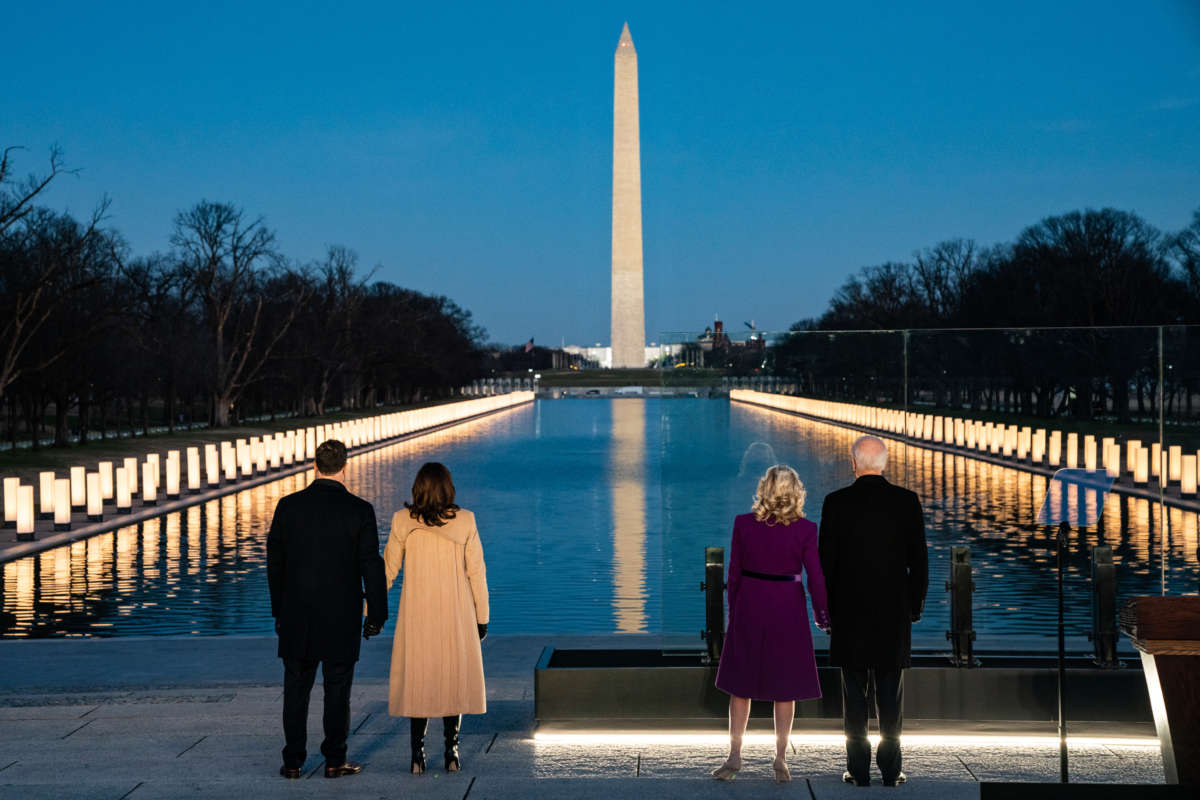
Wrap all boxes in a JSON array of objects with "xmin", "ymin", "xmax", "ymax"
[
  {"xmin": 2, "ymin": 398, "xmax": 1197, "ymax": 642},
  {"xmin": 610, "ymin": 400, "xmax": 649, "ymax": 632}
]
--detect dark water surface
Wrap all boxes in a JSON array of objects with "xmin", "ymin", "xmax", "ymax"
[{"xmin": 2, "ymin": 399, "xmax": 1196, "ymax": 643}]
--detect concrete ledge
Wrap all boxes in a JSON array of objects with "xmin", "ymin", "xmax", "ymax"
[{"xmin": 534, "ymin": 648, "xmax": 1153, "ymax": 724}]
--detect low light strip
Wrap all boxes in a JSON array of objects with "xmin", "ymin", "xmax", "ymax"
[{"xmin": 532, "ymin": 732, "xmax": 1158, "ymax": 748}]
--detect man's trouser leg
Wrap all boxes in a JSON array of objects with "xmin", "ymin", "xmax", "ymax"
[
  {"xmin": 282, "ymin": 659, "xmax": 319, "ymax": 768},
  {"xmin": 840, "ymin": 667, "xmax": 872, "ymax": 783},
  {"xmin": 320, "ymin": 660, "xmax": 355, "ymax": 766},
  {"xmin": 874, "ymin": 668, "xmax": 904, "ymax": 782}
]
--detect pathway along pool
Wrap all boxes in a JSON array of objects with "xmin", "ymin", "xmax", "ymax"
[{"xmin": 2, "ymin": 398, "xmax": 1196, "ymax": 643}]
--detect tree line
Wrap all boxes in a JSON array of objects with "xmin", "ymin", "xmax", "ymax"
[
  {"xmin": 773, "ymin": 207, "xmax": 1200, "ymax": 422},
  {"xmin": 1, "ymin": 147, "xmax": 486, "ymax": 448}
]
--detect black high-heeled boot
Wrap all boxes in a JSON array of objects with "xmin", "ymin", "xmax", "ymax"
[
  {"xmin": 443, "ymin": 715, "xmax": 461, "ymax": 772},
  {"xmin": 410, "ymin": 717, "xmax": 428, "ymax": 774}
]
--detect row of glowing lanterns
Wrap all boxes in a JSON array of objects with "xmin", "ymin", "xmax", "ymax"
[
  {"xmin": 2, "ymin": 393, "xmax": 534, "ymax": 542},
  {"xmin": 731, "ymin": 390, "xmax": 1200, "ymax": 494}
]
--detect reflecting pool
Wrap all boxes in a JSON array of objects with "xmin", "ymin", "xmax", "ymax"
[{"xmin": 2, "ymin": 399, "xmax": 1197, "ymax": 643}]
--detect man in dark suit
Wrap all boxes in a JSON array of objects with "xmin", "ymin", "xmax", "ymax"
[
  {"xmin": 818, "ymin": 435, "xmax": 928, "ymax": 788},
  {"xmin": 267, "ymin": 439, "xmax": 388, "ymax": 779}
]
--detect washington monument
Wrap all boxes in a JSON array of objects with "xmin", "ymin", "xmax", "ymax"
[{"xmin": 611, "ymin": 22, "xmax": 645, "ymax": 368}]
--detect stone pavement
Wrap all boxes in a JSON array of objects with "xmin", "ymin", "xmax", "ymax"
[{"xmin": 0, "ymin": 635, "xmax": 1165, "ymax": 799}]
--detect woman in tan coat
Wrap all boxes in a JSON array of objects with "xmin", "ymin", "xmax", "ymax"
[{"xmin": 384, "ymin": 462, "xmax": 489, "ymax": 774}]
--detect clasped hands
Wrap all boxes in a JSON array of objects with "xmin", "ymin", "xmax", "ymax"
[
  {"xmin": 361, "ymin": 620, "xmax": 487, "ymax": 641},
  {"xmin": 273, "ymin": 618, "xmax": 486, "ymax": 641}
]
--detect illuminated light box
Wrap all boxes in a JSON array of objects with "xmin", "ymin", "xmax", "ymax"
[
  {"xmin": 115, "ymin": 467, "xmax": 132, "ymax": 510},
  {"xmin": 99, "ymin": 461, "xmax": 114, "ymax": 500},
  {"xmin": 165, "ymin": 451, "xmax": 181, "ymax": 498},
  {"xmin": 39, "ymin": 471, "xmax": 55, "ymax": 520},
  {"xmin": 237, "ymin": 442, "xmax": 252, "ymax": 477},
  {"xmin": 1180, "ymin": 455, "xmax": 1197, "ymax": 496},
  {"xmin": 4, "ymin": 476, "xmax": 22, "ymax": 529},
  {"xmin": 221, "ymin": 443, "xmax": 237, "ymax": 482},
  {"xmin": 1134, "ymin": 448, "xmax": 1149, "ymax": 484},
  {"xmin": 205, "ymin": 444, "xmax": 220, "ymax": 486},
  {"xmin": 186, "ymin": 447, "xmax": 201, "ymax": 491},
  {"xmin": 70, "ymin": 466, "xmax": 86, "ymax": 508},
  {"xmin": 86, "ymin": 472, "xmax": 103, "ymax": 522},
  {"xmin": 123, "ymin": 457, "xmax": 139, "ymax": 495},
  {"xmin": 53, "ymin": 479, "xmax": 72, "ymax": 530},
  {"xmin": 16, "ymin": 485, "xmax": 35, "ymax": 541},
  {"xmin": 257, "ymin": 439, "xmax": 268, "ymax": 472},
  {"xmin": 142, "ymin": 462, "xmax": 158, "ymax": 506}
]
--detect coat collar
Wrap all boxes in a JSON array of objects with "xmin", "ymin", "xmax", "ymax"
[
  {"xmin": 309, "ymin": 478, "xmax": 347, "ymax": 492},
  {"xmin": 853, "ymin": 474, "xmax": 889, "ymax": 487}
]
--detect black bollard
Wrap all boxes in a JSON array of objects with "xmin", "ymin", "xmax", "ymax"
[
  {"xmin": 945, "ymin": 545, "xmax": 979, "ymax": 667},
  {"xmin": 700, "ymin": 547, "xmax": 725, "ymax": 665},
  {"xmin": 1090, "ymin": 545, "xmax": 1120, "ymax": 668}
]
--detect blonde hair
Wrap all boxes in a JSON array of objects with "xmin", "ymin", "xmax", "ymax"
[{"xmin": 752, "ymin": 465, "xmax": 806, "ymax": 525}]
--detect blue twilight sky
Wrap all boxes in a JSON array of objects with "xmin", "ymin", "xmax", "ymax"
[{"xmin": 4, "ymin": 1, "xmax": 1199, "ymax": 346}]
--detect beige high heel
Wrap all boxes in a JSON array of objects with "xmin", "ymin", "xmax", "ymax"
[
  {"xmin": 773, "ymin": 758, "xmax": 791, "ymax": 783},
  {"xmin": 711, "ymin": 758, "xmax": 741, "ymax": 781}
]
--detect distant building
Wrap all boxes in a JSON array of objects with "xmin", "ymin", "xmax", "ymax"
[
  {"xmin": 562, "ymin": 343, "xmax": 683, "ymax": 369},
  {"xmin": 677, "ymin": 319, "xmax": 764, "ymax": 369}
]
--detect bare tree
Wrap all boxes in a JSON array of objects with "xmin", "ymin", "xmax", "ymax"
[
  {"xmin": 0, "ymin": 195, "xmax": 112, "ymax": 403},
  {"xmin": 171, "ymin": 200, "xmax": 307, "ymax": 426},
  {"xmin": 0, "ymin": 145, "xmax": 71, "ymax": 234},
  {"xmin": 1168, "ymin": 209, "xmax": 1200, "ymax": 310},
  {"xmin": 912, "ymin": 239, "xmax": 979, "ymax": 323},
  {"xmin": 310, "ymin": 246, "xmax": 372, "ymax": 414}
]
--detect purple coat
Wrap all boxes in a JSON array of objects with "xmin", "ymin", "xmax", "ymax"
[{"xmin": 714, "ymin": 513, "xmax": 829, "ymax": 701}]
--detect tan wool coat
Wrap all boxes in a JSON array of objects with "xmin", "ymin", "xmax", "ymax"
[{"xmin": 384, "ymin": 508, "xmax": 490, "ymax": 718}]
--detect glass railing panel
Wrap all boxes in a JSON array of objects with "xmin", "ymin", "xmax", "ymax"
[
  {"xmin": 904, "ymin": 326, "xmax": 1168, "ymax": 653},
  {"xmin": 1161, "ymin": 324, "xmax": 1200, "ymax": 601},
  {"xmin": 655, "ymin": 329, "xmax": 907, "ymax": 649}
]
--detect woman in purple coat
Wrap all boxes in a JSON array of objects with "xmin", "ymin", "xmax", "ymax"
[{"xmin": 712, "ymin": 465, "xmax": 829, "ymax": 783}]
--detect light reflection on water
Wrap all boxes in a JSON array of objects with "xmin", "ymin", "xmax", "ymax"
[{"xmin": 1, "ymin": 399, "xmax": 1196, "ymax": 641}]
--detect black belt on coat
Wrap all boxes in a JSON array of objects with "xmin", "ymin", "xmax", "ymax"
[{"xmin": 741, "ymin": 569, "xmax": 804, "ymax": 583}]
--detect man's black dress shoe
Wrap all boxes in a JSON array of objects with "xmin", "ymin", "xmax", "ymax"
[
  {"xmin": 324, "ymin": 761, "xmax": 363, "ymax": 778},
  {"xmin": 882, "ymin": 771, "xmax": 907, "ymax": 787},
  {"xmin": 843, "ymin": 770, "xmax": 870, "ymax": 786},
  {"xmin": 279, "ymin": 766, "xmax": 302, "ymax": 779}
]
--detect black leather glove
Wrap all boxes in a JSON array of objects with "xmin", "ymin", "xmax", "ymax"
[
  {"xmin": 363, "ymin": 619, "xmax": 384, "ymax": 640},
  {"xmin": 274, "ymin": 618, "xmax": 281, "ymax": 636},
  {"xmin": 477, "ymin": 623, "xmax": 488, "ymax": 642}
]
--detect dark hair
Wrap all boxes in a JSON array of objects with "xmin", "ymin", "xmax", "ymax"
[
  {"xmin": 405, "ymin": 462, "xmax": 459, "ymax": 527},
  {"xmin": 314, "ymin": 439, "xmax": 348, "ymax": 475}
]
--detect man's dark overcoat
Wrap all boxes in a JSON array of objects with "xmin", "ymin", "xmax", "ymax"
[
  {"xmin": 267, "ymin": 478, "xmax": 388, "ymax": 662},
  {"xmin": 818, "ymin": 475, "xmax": 928, "ymax": 668}
]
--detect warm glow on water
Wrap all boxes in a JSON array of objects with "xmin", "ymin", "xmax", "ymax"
[{"xmin": 1, "ymin": 399, "xmax": 1196, "ymax": 640}]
